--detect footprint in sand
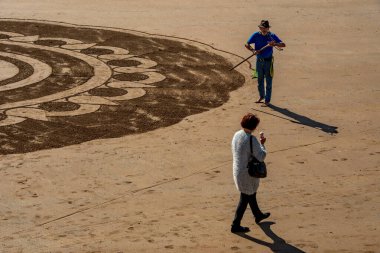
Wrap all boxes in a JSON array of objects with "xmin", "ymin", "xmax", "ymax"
[
  {"xmin": 146, "ymin": 238, "xmax": 154, "ymax": 243},
  {"xmin": 108, "ymin": 230, "xmax": 120, "ymax": 236},
  {"xmin": 16, "ymin": 178, "xmax": 28, "ymax": 184}
]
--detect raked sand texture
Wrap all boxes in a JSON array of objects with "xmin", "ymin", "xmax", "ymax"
[{"xmin": 0, "ymin": 1, "xmax": 379, "ymax": 253}]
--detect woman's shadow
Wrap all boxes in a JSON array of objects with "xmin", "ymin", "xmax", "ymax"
[
  {"xmin": 253, "ymin": 104, "xmax": 338, "ymax": 134},
  {"xmin": 234, "ymin": 221, "xmax": 306, "ymax": 253}
]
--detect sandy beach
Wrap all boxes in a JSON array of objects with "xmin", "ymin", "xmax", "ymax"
[{"xmin": 0, "ymin": 1, "xmax": 379, "ymax": 252}]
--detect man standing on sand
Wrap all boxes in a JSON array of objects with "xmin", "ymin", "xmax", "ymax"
[{"xmin": 245, "ymin": 20, "xmax": 286, "ymax": 105}]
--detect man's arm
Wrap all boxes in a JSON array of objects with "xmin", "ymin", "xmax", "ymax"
[
  {"xmin": 245, "ymin": 43, "xmax": 255, "ymax": 52},
  {"xmin": 268, "ymin": 41, "xmax": 286, "ymax": 47},
  {"xmin": 269, "ymin": 33, "xmax": 286, "ymax": 48},
  {"xmin": 245, "ymin": 33, "xmax": 257, "ymax": 53}
]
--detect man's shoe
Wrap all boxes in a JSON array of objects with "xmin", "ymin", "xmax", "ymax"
[
  {"xmin": 255, "ymin": 98, "xmax": 264, "ymax": 103},
  {"xmin": 264, "ymin": 101, "xmax": 270, "ymax": 105},
  {"xmin": 231, "ymin": 225, "xmax": 250, "ymax": 233},
  {"xmin": 255, "ymin": 212, "xmax": 270, "ymax": 224}
]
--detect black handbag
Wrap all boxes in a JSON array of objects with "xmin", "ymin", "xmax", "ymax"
[{"xmin": 247, "ymin": 135, "xmax": 267, "ymax": 178}]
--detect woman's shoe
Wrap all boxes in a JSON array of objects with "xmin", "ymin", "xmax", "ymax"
[
  {"xmin": 231, "ymin": 225, "xmax": 250, "ymax": 233},
  {"xmin": 255, "ymin": 212, "xmax": 270, "ymax": 223}
]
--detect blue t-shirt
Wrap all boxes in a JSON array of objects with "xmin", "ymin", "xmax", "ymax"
[{"xmin": 247, "ymin": 32, "xmax": 282, "ymax": 59}]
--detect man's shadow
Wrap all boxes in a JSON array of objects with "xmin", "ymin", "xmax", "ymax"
[
  {"xmin": 256, "ymin": 104, "xmax": 338, "ymax": 134},
  {"xmin": 235, "ymin": 222, "xmax": 306, "ymax": 253}
]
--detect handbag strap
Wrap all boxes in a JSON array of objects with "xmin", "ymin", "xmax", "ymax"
[
  {"xmin": 250, "ymin": 135, "xmax": 259, "ymax": 162},
  {"xmin": 250, "ymin": 135, "xmax": 253, "ymax": 155}
]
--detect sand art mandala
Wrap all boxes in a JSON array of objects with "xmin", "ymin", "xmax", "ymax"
[{"xmin": 0, "ymin": 20, "xmax": 244, "ymax": 154}]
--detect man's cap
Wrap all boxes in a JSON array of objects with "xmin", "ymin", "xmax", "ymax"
[{"xmin": 258, "ymin": 20, "xmax": 270, "ymax": 28}]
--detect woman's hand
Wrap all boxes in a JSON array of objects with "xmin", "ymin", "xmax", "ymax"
[{"xmin": 260, "ymin": 132, "xmax": 266, "ymax": 145}]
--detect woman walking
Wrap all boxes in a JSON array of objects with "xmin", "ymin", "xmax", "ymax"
[{"xmin": 231, "ymin": 113, "xmax": 270, "ymax": 233}]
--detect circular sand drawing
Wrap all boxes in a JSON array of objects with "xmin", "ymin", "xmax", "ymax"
[{"xmin": 0, "ymin": 20, "xmax": 244, "ymax": 154}]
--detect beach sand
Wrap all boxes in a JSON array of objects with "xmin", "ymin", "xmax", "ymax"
[{"xmin": 0, "ymin": 1, "xmax": 379, "ymax": 252}]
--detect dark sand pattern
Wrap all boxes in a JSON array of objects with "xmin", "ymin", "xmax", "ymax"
[
  {"xmin": 0, "ymin": 21, "xmax": 244, "ymax": 154},
  {"xmin": 107, "ymin": 59, "xmax": 141, "ymax": 67},
  {"xmin": 39, "ymin": 101, "xmax": 80, "ymax": 112},
  {"xmin": 112, "ymin": 73, "xmax": 150, "ymax": 82}
]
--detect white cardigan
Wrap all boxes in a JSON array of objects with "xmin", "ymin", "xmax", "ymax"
[{"xmin": 232, "ymin": 129, "xmax": 267, "ymax": 195}]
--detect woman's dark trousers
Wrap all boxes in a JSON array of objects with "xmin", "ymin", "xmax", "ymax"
[{"xmin": 232, "ymin": 192, "xmax": 263, "ymax": 227}]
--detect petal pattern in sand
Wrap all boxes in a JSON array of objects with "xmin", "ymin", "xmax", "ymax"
[
  {"xmin": 0, "ymin": 115, "xmax": 25, "ymax": 126},
  {"xmin": 104, "ymin": 88, "xmax": 146, "ymax": 101},
  {"xmin": 68, "ymin": 95, "xmax": 118, "ymax": 106},
  {"xmin": 113, "ymin": 67, "xmax": 158, "ymax": 73},
  {"xmin": 99, "ymin": 54, "xmax": 134, "ymax": 61},
  {"xmin": 37, "ymin": 37, "xmax": 84, "ymax": 45},
  {"xmin": 6, "ymin": 107, "xmax": 48, "ymax": 121},
  {"xmin": 61, "ymin": 43, "xmax": 97, "ymax": 50},
  {"xmin": 46, "ymin": 104, "xmax": 101, "ymax": 117},
  {"xmin": 92, "ymin": 45, "xmax": 130, "ymax": 55},
  {"xmin": 9, "ymin": 35, "xmax": 39, "ymax": 43},
  {"xmin": 107, "ymin": 81, "xmax": 155, "ymax": 89}
]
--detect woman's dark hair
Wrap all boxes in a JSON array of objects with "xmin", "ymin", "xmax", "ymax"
[{"xmin": 241, "ymin": 113, "xmax": 260, "ymax": 130}]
